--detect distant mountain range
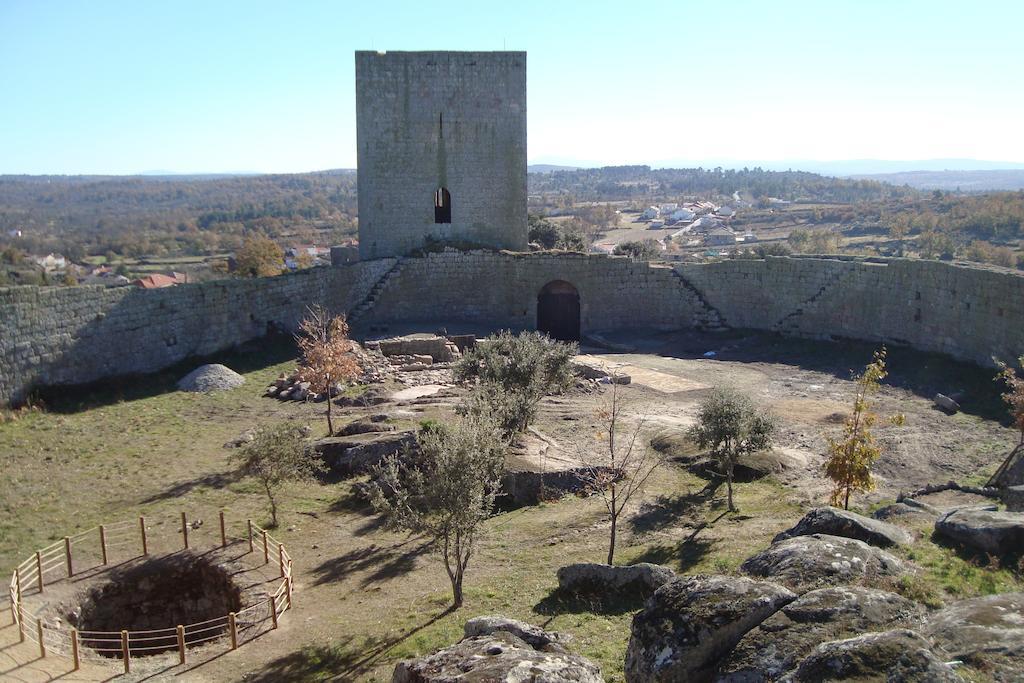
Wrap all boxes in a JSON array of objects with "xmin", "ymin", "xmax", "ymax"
[{"xmin": 848, "ymin": 170, "xmax": 1024, "ymax": 192}]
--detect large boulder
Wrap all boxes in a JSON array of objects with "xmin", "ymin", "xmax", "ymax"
[
  {"xmin": 784, "ymin": 629, "xmax": 963, "ymax": 682},
  {"xmin": 177, "ymin": 364, "xmax": 245, "ymax": 392},
  {"xmin": 557, "ymin": 563, "xmax": 676, "ymax": 596},
  {"xmin": 774, "ymin": 507, "xmax": 913, "ymax": 547},
  {"xmin": 935, "ymin": 507, "xmax": 1024, "ymax": 555},
  {"xmin": 463, "ymin": 615, "xmax": 569, "ymax": 652},
  {"xmin": 924, "ymin": 593, "xmax": 1024, "ymax": 681},
  {"xmin": 740, "ymin": 534, "xmax": 904, "ymax": 588},
  {"xmin": 392, "ymin": 630, "xmax": 603, "ymax": 682},
  {"xmin": 624, "ymin": 574, "xmax": 795, "ymax": 682},
  {"xmin": 718, "ymin": 587, "xmax": 923, "ymax": 681}
]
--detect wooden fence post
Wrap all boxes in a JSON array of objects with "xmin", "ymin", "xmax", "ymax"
[
  {"xmin": 220, "ymin": 510, "xmax": 227, "ymax": 548},
  {"xmin": 247, "ymin": 519, "xmax": 254, "ymax": 553},
  {"xmin": 139, "ymin": 516, "xmax": 148, "ymax": 556},
  {"xmin": 37, "ymin": 620, "xmax": 46, "ymax": 658},
  {"xmin": 262, "ymin": 530, "xmax": 269, "ymax": 564},
  {"xmin": 71, "ymin": 628, "xmax": 80, "ymax": 670},
  {"xmin": 64, "ymin": 537, "xmax": 72, "ymax": 577},
  {"xmin": 269, "ymin": 597, "xmax": 278, "ymax": 629},
  {"xmin": 121, "ymin": 630, "xmax": 130, "ymax": 674},
  {"xmin": 177, "ymin": 625, "xmax": 186, "ymax": 665},
  {"xmin": 99, "ymin": 525, "xmax": 108, "ymax": 565},
  {"xmin": 35, "ymin": 552, "xmax": 43, "ymax": 593},
  {"xmin": 181, "ymin": 512, "xmax": 189, "ymax": 550},
  {"xmin": 285, "ymin": 575, "xmax": 293, "ymax": 609},
  {"xmin": 228, "ymin": 612, "xmax": 237, "ymax": 649},
  {"xmin": 278, "ymin": 544, "xmax": 286, "ymax": 578}
]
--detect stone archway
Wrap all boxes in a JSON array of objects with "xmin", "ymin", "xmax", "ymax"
[{"xmin": 537, "ymin": 280, "xmax": 580, "ymax": 342}]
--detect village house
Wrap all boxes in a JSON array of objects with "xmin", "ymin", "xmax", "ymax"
[
  {"xmin": 34, "ymin": 253, "xmax": 66, "ymax": 271},
  {"xmin": 705, "ymin": 226, "xmax": 738, "ymax": 246},
  {"xmin": 132, "ymin": 272, "xmax": 189, "ymax": 289}
]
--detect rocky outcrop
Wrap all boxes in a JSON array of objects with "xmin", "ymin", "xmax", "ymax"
[
  {"xmin": 924, "ymin": 593, "xmax": 1024, "ymax": 681},
  {"xmin": 624, "ymin": 574, "xmax": 795, "ymax": 682},
  {"xmin": 463, "ymin": 615, "xmax": 569, "ymax": 652},
  {"xmin": 392, "ymin": 630, "xmax": 603, "ymax": 682},
  {"xmin": 556, "ymin": 563, "xmax": 676, "ymax": 596},
  {"xmin": 740, "ymin": 534, "xmax": 904, "ymax": 588},
  {"xmin": 872, "ymin": 502, "xmax": 937, "ymax": 522},
  {"xmin": 774, "ymin": 507, "xmax": 913, "ymax": 547},
  {"xmin": 312, "ymin": 431, "xmax": 416, "ymax": 475},
  {"xmin": 934, "ymin": 507, "xmax": 1024, "ymax": 555},
  {"xmin": 718, "ymin": 587, "xmax": 923, "ymax": 681},
  {"xmin": 785, "ymin": 629, "xmax": 962, "ymax": 682},
  {"xmin": 336, "ymin": 415, "xmax": 395, "ymax": 436}
]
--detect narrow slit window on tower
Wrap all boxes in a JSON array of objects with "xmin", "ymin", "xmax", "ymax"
[{"xmin": 434, "ymin": 187, "xmax": 451, "ymax": 224}]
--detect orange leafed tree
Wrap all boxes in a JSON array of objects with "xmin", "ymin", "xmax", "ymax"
[{"xmin": 296, "ymin": 305, "xmax": 360, "ymax": 435}]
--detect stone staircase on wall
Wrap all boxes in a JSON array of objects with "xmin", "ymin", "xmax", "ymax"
[
  {"xmin": 770, "ymin": 263, "xmax": 865, "ymax": 335},
  {"xmin": 663, "ymin": 266, "xmax": 728, "ymax": 331},
  {"xmin": 346, "ymin": 259, "xmax": 405, "ymax": 327}
]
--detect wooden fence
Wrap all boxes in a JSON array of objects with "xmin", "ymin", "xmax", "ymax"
[{"xmin": 6, "ymin": 511, "xmax": 292, "ymax": 673}]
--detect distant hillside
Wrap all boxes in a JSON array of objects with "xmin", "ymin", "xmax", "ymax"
[
  {"xmin": 527, "ymin": 165, "xmax": 914, "ymax": 203},
  {"xmin": 528, "ymin": 164, "xmax": 581, "ymax": 173},
  {"xmin": 849, "ymin": 170, "xmax": 1024, "ymax": 192}
]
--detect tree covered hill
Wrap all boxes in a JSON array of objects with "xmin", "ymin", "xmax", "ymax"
[
  {"xmin": 527, "ymin": 165, "xmax": 916, "ymax": 203},
  {"xmin": 0, "ymin": 171, "xmax": 358, "ymax": 259}
]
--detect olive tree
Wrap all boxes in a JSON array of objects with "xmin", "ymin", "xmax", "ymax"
[
  {"xmin": 366, "ymin": 417, "xmax": 505, "ymax": 608},
  {"xmin": 454, "ymin": 331, "xmax": 577, "ymax": 439},
  {"xmin": 232, "ymin": 423, "xmax": 325, "ymax": 527},
  {"xmin": 688, "ymin": 388, "xmax": 776, "ymax": 512}
]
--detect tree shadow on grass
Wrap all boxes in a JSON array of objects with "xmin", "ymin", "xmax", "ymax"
[
  {"xmin": 928, "ymin": 530, "xmax": 1024, "ymax": 575},
  {"xmin": 534, "ymin": 585, "xmax": 649, "ymax": 619},
  {"xmin": 139, "ymin": 468, "xmax": 243, "ymax": 503},
  {"xmin": 248, "ymin": 607, "xmax": 454, "ymax": 682},
  {"xmin": 629, "ymin": 480, "xmax": 721, "ymax": 534},
  {"xmin": 631, "ymin": 511, "xmax": 727, "ymax": 573},
  {"xmin": 311, "ymin": 537, "xmax": 433, "ymax": 587}
]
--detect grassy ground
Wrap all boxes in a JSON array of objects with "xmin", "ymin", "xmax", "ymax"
[{"xmin": 1, "ymin": 343, "xmax": 1021, "ymax": 682}]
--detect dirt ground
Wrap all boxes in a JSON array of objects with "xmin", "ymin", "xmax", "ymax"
[{"xmin": 0, "ymin": 328, "xmax": 1017, "ymax": 681}]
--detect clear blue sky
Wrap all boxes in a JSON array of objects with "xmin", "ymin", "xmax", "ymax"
[{"xmin": 2, "ymin": 0, "xmax": 1022, "ymax": 174}]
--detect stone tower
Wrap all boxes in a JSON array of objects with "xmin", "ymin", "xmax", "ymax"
[{"xmin": 355, "ymin": 51, "xmax": 528, "ymax": 260}]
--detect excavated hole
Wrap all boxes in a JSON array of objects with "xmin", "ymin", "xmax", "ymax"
[{"xmin": 76, "ymin": 552, "xmax": 242, "ymax": 657}]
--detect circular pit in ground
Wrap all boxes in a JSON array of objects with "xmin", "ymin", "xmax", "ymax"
[{"xmin": 76, "ymin": 552, "xmax": 242, "ymax": 656}]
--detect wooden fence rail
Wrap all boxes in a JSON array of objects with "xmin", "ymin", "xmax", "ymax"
[{"xmin": 6, "ymin": 511, "xmax": 293, "ymax": 670}]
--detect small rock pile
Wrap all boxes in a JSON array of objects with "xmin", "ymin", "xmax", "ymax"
[
  {"xmin": 177, "ymin": 364, "xmax": 245, "ymax": 393},
  {"xmin": 264, "ymin": 343, "xmax": 392, "ymax": 402}
]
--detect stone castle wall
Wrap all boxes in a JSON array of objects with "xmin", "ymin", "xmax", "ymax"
[
  {"xmin": 1, "ymin": 252, "xmax": 1022, "ymax": 405},
  {"xmin": 0, "ymin": 259, "xmax": 394, "ymax": 405}
]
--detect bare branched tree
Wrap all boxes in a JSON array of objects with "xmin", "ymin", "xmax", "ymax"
[
  {"xmin": 579, "ymin": 382, "xmax": 663, "ymax": 565},
  {"xmin": 296, "ymin": 305, "xmax": 360, "ymax": 435}
]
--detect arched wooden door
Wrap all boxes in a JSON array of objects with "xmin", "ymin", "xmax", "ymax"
[{"xmin": 537, "ymin": 280, "xmax": 580, "ymax": 342}]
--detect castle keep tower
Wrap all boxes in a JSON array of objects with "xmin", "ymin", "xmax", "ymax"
[{"xmin": 355, "ymin": 51, "xmax": 528, "ymax": 260}]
